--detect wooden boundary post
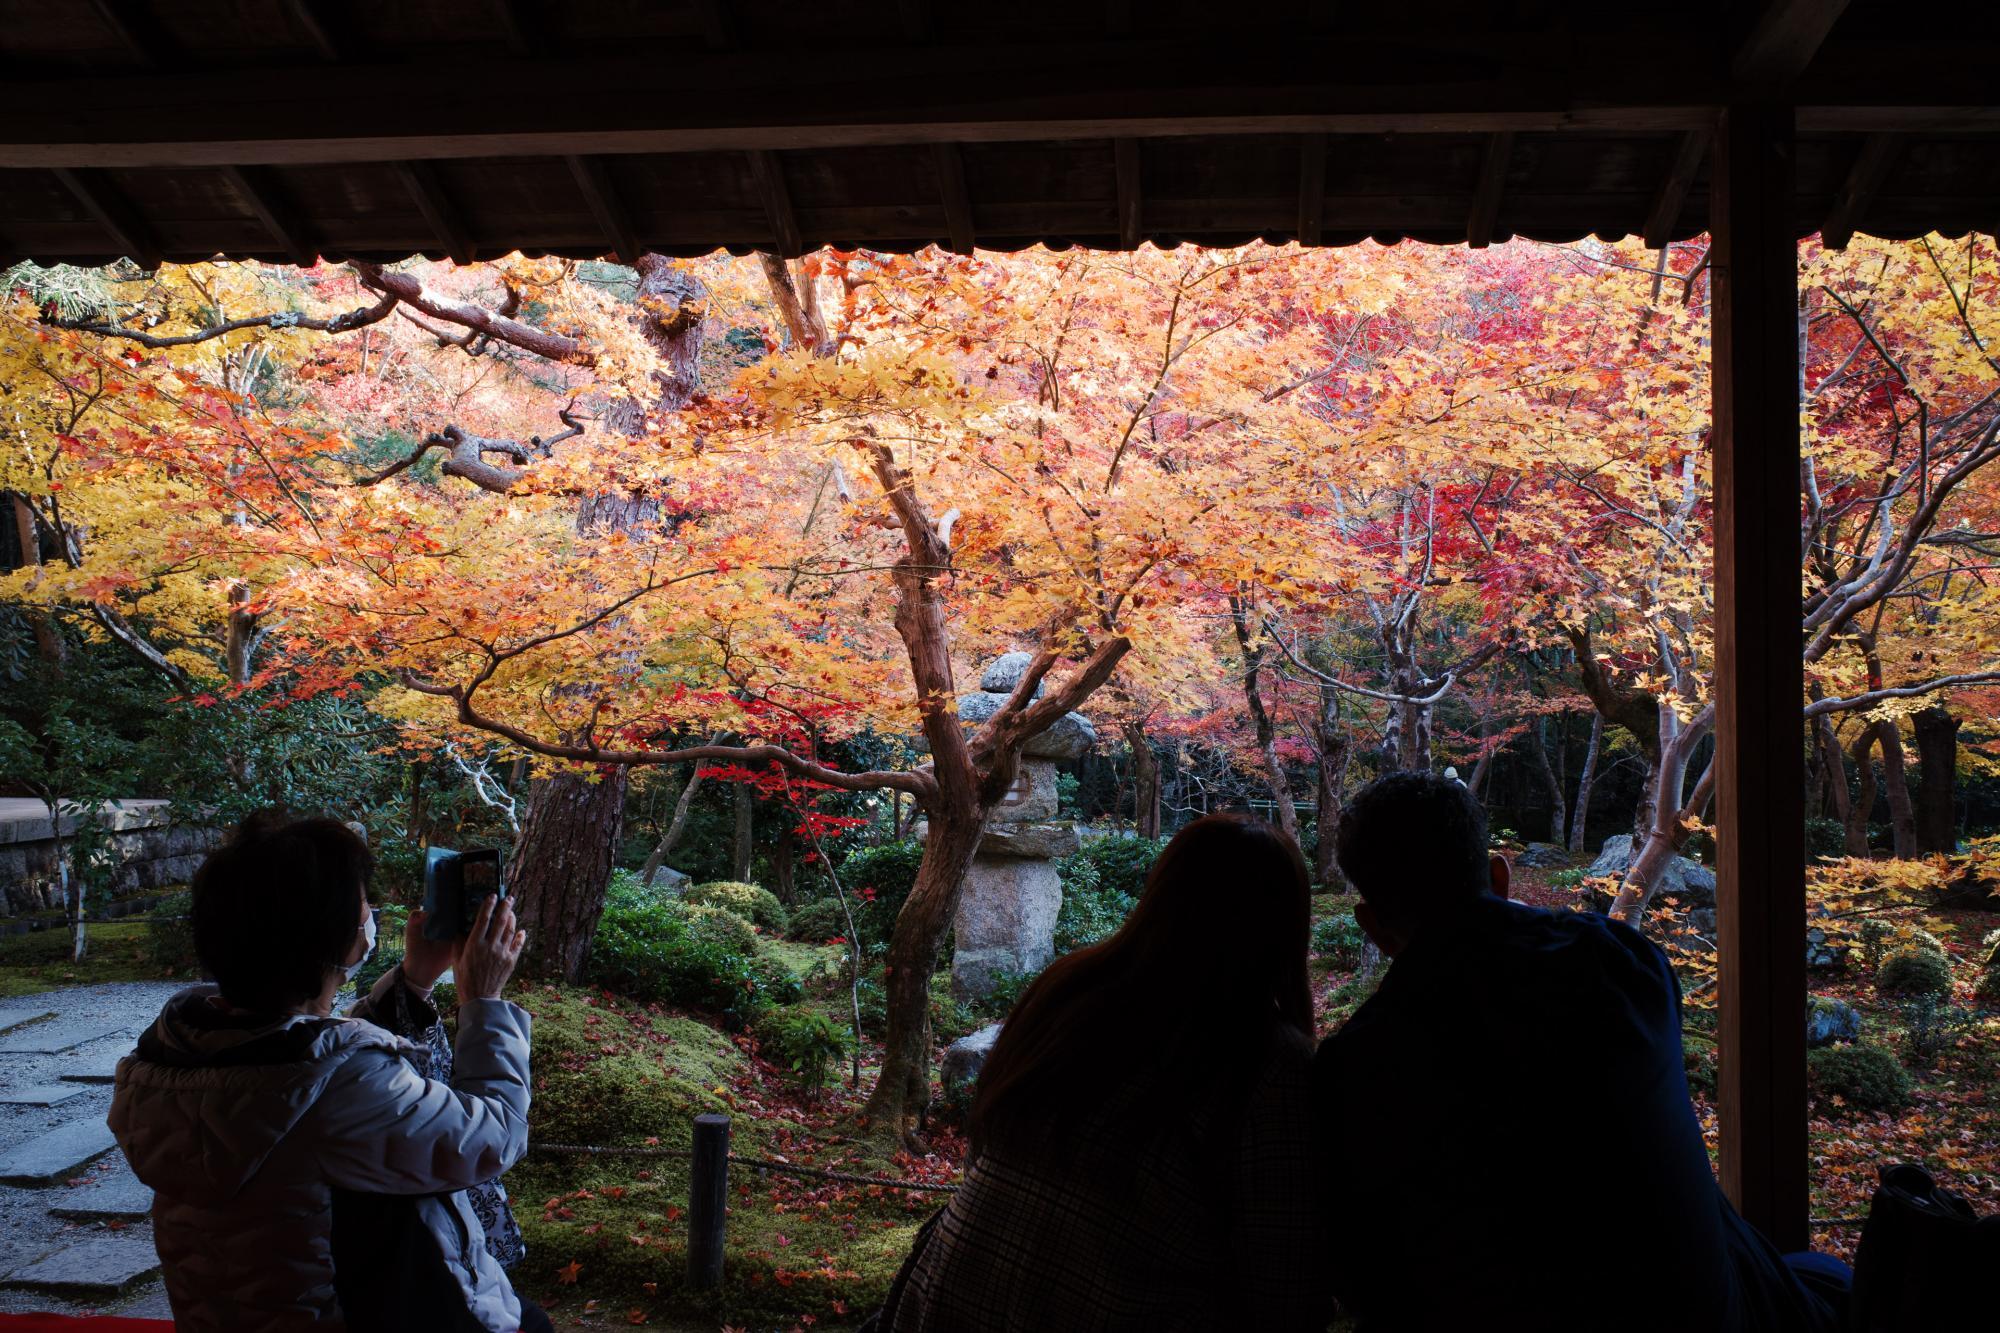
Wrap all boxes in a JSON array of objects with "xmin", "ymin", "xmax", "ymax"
[
  {"xmin": 688, "ymin": 1113, "xmax": 730, "ymax": 1290},
  {"xmin": 1710, "ymin": 101, "xmax": 1810, "ymax": 1251}
]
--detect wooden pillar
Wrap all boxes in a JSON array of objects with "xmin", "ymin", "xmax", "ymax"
[{"xmin": 1709, "ymin": 102, "xmax": 1809, "ymax": 1251}]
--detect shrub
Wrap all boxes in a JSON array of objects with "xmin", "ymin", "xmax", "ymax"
[
  {"xmin": 1053, "ymin": 869, "xmax": 1135, "ymax": 955},
  {"xmin": 1062, "ymin": 835, "xmax": 1166, "ymax": 903},
  {"xmin": 1877, "ymin": 946, "xmax": 1953, "ymax": 999},
  {"xmin": 585, "ymin": 890, "xmax": 796, "ymax": 1020},
  {"xmin": 755, "ymin": 1004, "xmax": 851, "ymax": 1096},
  {"xmin": 837, "ymin": 841, "xmax": 925, "ymax": 949},
  {"xmin": 1683, "ymin": 1034, "xmax": 1718, "ymax": 1095},
  {"xmin": 1977, "ymin": 929, "xmax": 2000, "ymax": 1004},
  {"xmin": 1312, "ymin": 904, "xmax": 1367, "ymax": 969},
  {"xmin": 145, "ymin": 890, "xmax": 200, "ymax": 976},
  {"xmin": 1896, "ymin": 993, "xmax": 1975, "ymax": 1067},
  {"xmin": 1548, "ymin": 868, "xmax": 1587, "ymax": 891},
  {"xmin": 1809, "ymin": 1043, "xmax": 1914, "ymax": 1112},
  {"xmin": 787, "ymin": 897, "xmax": 850, "ymax": 944},
  {"xmin": 685, "ymin": 880, "xmax": 788, "ymax": 934}
]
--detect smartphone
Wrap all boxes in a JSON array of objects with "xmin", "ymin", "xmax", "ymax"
[{"xmin": 421, "ymin": 847, "xmax": 509, "ymax": 941}]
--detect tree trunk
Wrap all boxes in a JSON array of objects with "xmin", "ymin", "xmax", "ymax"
[
  {"xmin": 9, "ymin": 492, "xmax": 64, "ymax": 671},
  {"xmin": 1874, "ymin": 722, "xmax": 1918, "ymax": 859},
  {"xmin": 1526, "ymin": 718, "xmax": 1568, "ymax": 845},
  {"xmin": 1568, "ymin": 712, "xmax": 1603, "ymax": 853},
  {"xmin": 731, "ymin": 780, "xmax": 754, "ymax": 882},
  {"xmin": 1313, "ymin": 704, "xmax": 1352, "ymax": 888},
  {"xmin": 1230, "ymin": 594, "xmax": 1300, "ymax": 842},
  {"xmin": 1814, "ymin": 708, "xmax": 1851, "ymax": 824},
  {"xmin": 773, "ymin": 820, "xmax": 795, "ymax": 903},
  {"xmin": 1610, "ymin": 703, "xmax": 1713, "ymax": 924},
  {"xmin": 1913, "ymin": 706, "xmax": 1960, "ymax": 853},
  {"xmin": 1844, "ymin": 726, "xmax": 1878, "ymax": 857},
  {"xmin": 407, "ymin": 761, "xmax": 429, "ymax": 846},
  {"xmin": 1124, "ymin": 720, "xmax": 1162, "ymax": 840},
  {"xmin": 508, "ymin": 769, "xmax": 628, "ymax": 981},
  {"xmin": 638, "ymin": 758, "xmax": 706, "ymax": 888}
]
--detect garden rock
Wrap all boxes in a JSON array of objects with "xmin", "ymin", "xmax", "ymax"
[
  {"xmin": 1586, "ymin": 834, "xmax": 1717, "ymax": 906},
  {"xmin": 979, "ymin": 652, "xmax": 1044, "ymax": 697},
  {"xmin": 1514, "ymin": 842, "xmax": 1569, "ymax": 869},
  {"xmin": 942, "ymin": 1023, "xmax": 1002, "ymax": 1095},
  {"xmin": 956, "ymin": 692, "xmax": 1097, "ymax": 761},
  {"xmin": 1805, "ymin": 927, "xmax": 1848, "ymax": 972},
  {"xmin": 1805, "ymin": 996, "xmax": 1861, "ymax": 1048}
]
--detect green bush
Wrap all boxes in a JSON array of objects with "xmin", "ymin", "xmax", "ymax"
[
  {"xmin": 787, "ymin": 897, "xmax": 849, "ymax": 944},
  {"xmin": 1060, "ymin": 835, "xmax": 1166, "ymax": 903},
  {"xmin": 1548, "ymin": 868, "xmax": 1587, "ymax": 891},
  {"xmin": 1809, "ymin": 1042, "xmax": 1914, "ymax": 1112},
  {"xmin": 1683, "ymin": 1034, "xmax": 1718, "ymax": 1095},
  {"xmin": 1312, "ymin": 904, "xmax": 1367, "ymax": 969},
  {"xmin": 837, "ymin": 841, "xmax": 925, "ymax": 949},
  {"xmin": 1877, "ymin": 946, "xmax": 1953, "ymax": 999},
  {"xmin": 585, "ymin": 885, "xmax": 797, "ymax": 1020},
  {"xmin": 685, "ymin": 880, "xmax": 788, "ymax": 933},
  {"xmin": 1053, "ymin": 862, "xmax": 1135, "ymax": 955},
  {"xmin": 145, "ymin": 890, "xmax": 200, "ymax": 975},
  {"xmin": 1977, "ymin": 929, "xmax": 2000, "ymax": 1004},
  {"xmin": 755, "ymin": 1003, "xmax": 851, "ymax": 1096}
]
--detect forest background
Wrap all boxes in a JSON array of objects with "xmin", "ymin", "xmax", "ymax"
[{"xmin": 3, "ymin": 234, "xmax": 1998, "ymax": 1326}]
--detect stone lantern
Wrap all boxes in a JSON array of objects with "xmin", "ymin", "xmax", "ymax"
[{"xmin": 944, "ymin": 652, "xmax": 1096, "ymax": 1001}]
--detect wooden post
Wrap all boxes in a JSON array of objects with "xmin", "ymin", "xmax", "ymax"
[
  {"xmin": 1709, "ymin": 102, "xmax": 1809, "ymax": 1251},
  {"xmin": 688, "ymin": 1113, "xmax": 730, "ymax": 1290}
]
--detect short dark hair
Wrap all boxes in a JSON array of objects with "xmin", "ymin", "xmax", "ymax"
[
  {"xmin": 1335, "ymin": 772, "xmax": 1490, "ymax": 927},
  {"xmin": 191, "ymin": 810, "xmax": 373, "ymax": 1012}
]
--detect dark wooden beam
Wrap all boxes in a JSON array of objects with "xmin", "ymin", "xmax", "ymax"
[
  {"xmin": 565, "ymin": 155, "xmax": 638, "ymax": 264},
  {"xmin": 393, "ymin": 161, "xmax": 473, "ymax": 265},
  {"xmin": 283, "ymin": 0, "xmax": 346, "ymax": 62},
  {"xmin": 1734, "ymin": 0, "xmax": 1852, "ymax": 88},
  {"xmin": 748, "ymin": 150, "xmax": 803, "ymax": 257},
  {"xmin": 932, "ymin": 143, "xmax": 975, "ymax": 254},
  {"xmin": 1297, "ymin": 133, "xmax": 1327, "ymax": 246},
  {"xmin": 1643, "ymin": 129, "xmax": 1709, "ymax": 250},
  {"xmin": 690, "ymin": 0, "xmax": 733, "ymax": 49},
  {"xmin": 898, "ymin": 0, "xmax": 929, "ymax": 41},
  {"xmin": 1114, "ymin": 138, "xmax": 1142, "ymax": 249},
  {"xmin": 52, "ymin": 167, "xmax": 159, "ymax": 267},
  {"xmin": 1819, "ymin": 132, "xmax": 1899, "ymax": 250},
  {"xmin": 0, "ymin": 41, "xmax": 1731, "ymax": 169},
  {"xmin": 490, "ymin": 0, "xmax": 540, "ymax": 58},
  {"xmin": 1105, "ymin": 0, "xmax": 1134, "ymax": 33},
  {"xmin": 1466, "ymin": 131, "xmax": 1513, "ymax": 249},
  {"xmin": 1710, "ymin": 101, "xmax": 1809, "ymax": 1253},
  {"xmin": 222, "ymin": 165, "xmax": 314, "ymax": 266},
  {"xmin": 87, "ymin": 0, "xmax": 170, "ymax": 68}
]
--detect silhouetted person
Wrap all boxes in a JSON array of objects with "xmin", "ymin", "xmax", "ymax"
[
  {"xmin": 886, "ymin": 814, "xmax": 1327, "ymax": 1331},
  {"xmin": 1315, "ymin": 773, "xmax": 1844, "ymax": 1332}
]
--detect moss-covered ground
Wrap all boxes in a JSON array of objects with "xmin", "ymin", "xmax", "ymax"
[
  {"xmin": 508, "ymin": 935, "xmax": 961, "ymax": 1331},
  {"xmin": 0, "ymin": 920, "xmax": 171, "ymax": 997}
]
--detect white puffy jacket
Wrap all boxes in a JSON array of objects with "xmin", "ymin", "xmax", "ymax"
[{"xmin": 109, "ymin": 982, "xmax": 532, "ymax": 1332}]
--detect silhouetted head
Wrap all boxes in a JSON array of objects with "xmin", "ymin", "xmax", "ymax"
[
  {"xmin": 191, "ymin": 809, "xmax": 374, "ymax": 1012},
  {"xmin": 1335, "ymin": 771, "xmax": 1506, "ymax": 955},
  {"xmin": 970, "ymin": 813, "xmax": 1313, "ymax": 1154}
]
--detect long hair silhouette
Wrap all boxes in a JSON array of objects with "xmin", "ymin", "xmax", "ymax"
[{"xmin": 968, "ymin": 813, "xmax": 1313, "ymax": 1155}]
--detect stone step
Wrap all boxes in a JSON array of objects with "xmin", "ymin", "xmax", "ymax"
[
  {"xmin": 0, "ymin": 1005, "xmax": 56, "ymax": 1036},
  {"xmin": 0, "ymin": 1116, "xmax": 118, "ymax": 1186},
  {"xmin": 51, "ymin": 1172, "xmax": 153, "ymax": 1221},
  {"xmin": 59, "ymin": 1049, "xmax": 128, "ymax": 1083},
  {"xmin": 0, "ymin": 1082, "xmax": 92, "ymax": 1107},
  {"xmin": 0, "ymin": 1233, "xmax": 160, "ymax": 1295},
  {"xmin": 0, "ymin": 1015, "xmax": 134, "ymax": 1055}
]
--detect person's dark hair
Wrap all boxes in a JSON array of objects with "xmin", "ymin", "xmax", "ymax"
[
  {"xmin": 191, "ymin": 810, "xmax": 374, "ymax": 1012},
  {"xmin": 969, "ymin": 814, "xmax": 1312, "ymax": 1155},
  {"xmin": 1334, "ymin": 771, "xmax": 1490, "ymax": 929}
]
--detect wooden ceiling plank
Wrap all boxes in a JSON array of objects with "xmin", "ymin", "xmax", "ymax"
[
  {"xmin": 1115, "ymin": 138, "xmax": 1141, "ymax": 249},
  {"xmin": 394, "ymin": 161, "xmax": 474, "ymax": 265},
  {"xmin": 1297, "ymin": 133, "xmax": 1327, "ymax": 246},
  {"xmin": 52, "ymin": 167, "xmax": 159, "ymax": 267},
  {"xmin": 222, "ymin": 165, "xmax": 314, "ymax": 266},
  {"xmin": 748, "ymin": 150, "xmax": 804, "ymax": 257},
  {"xmin": 1733, "ymin": 0, "xmax": 1853, "ymax": 88},
  {"xmin": 1820, "ymin": 132, "xmax": 1899, "ymax": 250},
  {"xmin": 1643, "ymin": 129, "xmax": 1709, "ymax": 250},
  {"xmin": 690, "ymin": 0, "xmax": 732, "ymax": 49},
  {"xmin": 284, "ymin": 0, "xmax": 345, "ymax": 63},
  {"xmin": 932, "ymin": 143, "xmax": 975, "ymax": 254},
  {"xmin": 566, "ymin": 154, "xmax": 638, "ymax": 264},
  {"xmin": 898, "ymin": 0, "xmax": 929, "ymax": 41},
  {"xmin": 87, "ymin": 0, "xmax": 168, "ymax": 68},
  {"xmin": 1105, "ymin": 0, "xmax": 1134, "ymax": 34},
  {"xmin": 491, "ymin": 0, "xmax": 540, "ymax": 57},
  {"xmin": 1466, "ymin": 130, "xmax": 1513, "ymax": 249}
]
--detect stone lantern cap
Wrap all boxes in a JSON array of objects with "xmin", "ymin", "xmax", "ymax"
[{"xmin": 955, "ymin": 652, "xmax": 1097, "ymax": 761}]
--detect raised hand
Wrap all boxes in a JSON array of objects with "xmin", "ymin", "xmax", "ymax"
[
  {"xmin": 456, "ymin": 897, "xmax": 528, "ymax": 1001},
  {"xmin": 401, "ymin": 908, "xmax": 460, "ymax": 990}
]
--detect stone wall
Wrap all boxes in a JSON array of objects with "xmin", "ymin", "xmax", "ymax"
[{"xmin": 0, "ymin": 799, "xmax": 217, "ymax": 917}]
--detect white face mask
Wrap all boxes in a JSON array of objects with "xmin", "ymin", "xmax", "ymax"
[{"xmin": 342, "ymin": 909, "xmax": 378, "ymax": 983}]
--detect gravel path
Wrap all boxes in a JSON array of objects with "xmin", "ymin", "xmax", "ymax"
[{"xmin": 0, "ymin": 980, "xmax": 185, "ymax": 1318}]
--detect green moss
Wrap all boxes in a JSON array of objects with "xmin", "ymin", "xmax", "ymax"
[
  {"xmin": 0, "ymin": 921, "xmax": 168, "ymax": 997},
  {"xmin": 1877, "ymin": 947, "xmax": 1953, "ymax": 999}
]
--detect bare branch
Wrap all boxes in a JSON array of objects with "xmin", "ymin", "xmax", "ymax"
[{"xmin": 44, "ymin": 291, "xmax": 398, "ymax": 348}]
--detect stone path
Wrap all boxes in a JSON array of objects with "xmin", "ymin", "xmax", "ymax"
[{"xmin": 0, "ymin": 980, "xmax": 182, "ymax": 1318}]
